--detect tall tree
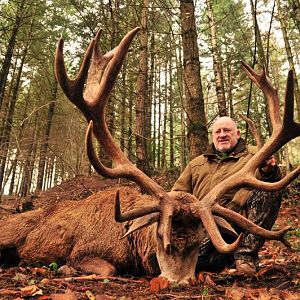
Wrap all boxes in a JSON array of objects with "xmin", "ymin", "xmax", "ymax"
[
  {"xmin": 135, "ymin": 0, "xmax": 150, "ymax": 174},
  {"xmin": 276, "ymin": 0, "xmax": 300, "ymax": 121},
  {"xmin": 0, "ymin": 40, "xmax": 28, "ymax": 192},
  {"xmin": 0, "ymin": 0, "xmax": 26, "ymax": 109},
  {"xmin": 206, "ymin": 0, "xmax": 227, "ymax": 116},
  {"xmin": 35, "ymin": 80, "xmax": 57, "ymax": 191},
  {"xmin": 289, "ymin": 0, "xmax": 300, "ymax": 32},
  {"xmin": 179, "ymin": 0, "xmax": 208, "ymax": 159}
]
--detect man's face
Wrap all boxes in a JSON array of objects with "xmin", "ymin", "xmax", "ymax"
[{"xmin": 212, "ymin": 118, "xmax": 240, "ymax": 152}]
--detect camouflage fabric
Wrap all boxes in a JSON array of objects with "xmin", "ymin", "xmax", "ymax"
[{"xmin": 195, "ymin": 189, "xmax": 282, "ymax": 273}]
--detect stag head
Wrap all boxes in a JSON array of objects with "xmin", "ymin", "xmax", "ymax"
[{"xmin": 55, "ymin": 28, "xmax": 299, "ymax": 283}]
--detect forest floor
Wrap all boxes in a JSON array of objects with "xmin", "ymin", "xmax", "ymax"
[{"xmin": 0, "ymin": 175, "xmax": 299, "ymax": 299}]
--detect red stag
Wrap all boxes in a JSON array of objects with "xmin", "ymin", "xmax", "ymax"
[{"xmin": 0, "ymin": 28, "xmax": 298, "ymax": 284}]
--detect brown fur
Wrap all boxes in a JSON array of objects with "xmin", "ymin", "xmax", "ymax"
[{"xmin": 0, "ymin": 187, "xmax": 161, "ymax": 275}]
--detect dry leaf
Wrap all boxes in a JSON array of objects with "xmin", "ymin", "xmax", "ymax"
[
  {"xmin": 21, "ymin": 285, "xmax": 41, "ymax": 296},
  {"xmin": 197, "ymin": 272, "xmax": 205, "ymax": 282},
  {"xmin": 48, "ymin": 290, "xmax": 78, "ymax": 300},
  {"xmin": 0, "ymin": 288, "xmax": 20, "ymax": 296},
  {"xmin": 279, "ymin": 290, "xmax": 300, "ymax": 300},
  {"xmin": 86, "ymin": 290, "xmax": 96, "ymax": 300},
  {"xmin": 40, "ymin": 278, "xmax": 50, "ymax": 285},
  {"xmin": 149, "ymin": 276, "xmax": 170, "ymax": 292},
  {"xmin": 32, "ymin": 267, "xmax": 48, "ymax": 275},
  {"xmin": 225, "ymin": 286, "xmax": 245, "ymax": 300},
  {"xmin": 204, "ymin": 274, "xmax": 216, "ymax": 287}
]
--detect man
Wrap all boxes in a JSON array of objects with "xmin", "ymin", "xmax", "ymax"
[{"xmin": 172, "ymin": 116, "xmax": 282, "ymax": 275}]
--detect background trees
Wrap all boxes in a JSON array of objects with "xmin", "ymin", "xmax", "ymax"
[{"xmin": 0, "ymin": 0, "xmax": 299, "ymax": 197}]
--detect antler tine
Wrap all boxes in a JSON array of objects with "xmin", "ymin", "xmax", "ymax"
[
  {"xmin": 282, "ymin": 70, "xmax": 300, "ymax": 137},
  {"xmin": 211, "ymin": 204, "xmax": 291, "ymax": 245},
  {"xmin": 115, "ymin": 190, "xmax": 161, "ymax": 222},
  {"xmin": 86, "ymin": 27, "xmax": 140, "ymax": 165},
  {"xmin": 191, "ymin": 205, "xmax": 243, "ymax": 253},
  {"xmin": 55, "ymin": 37, "xmax": 95, "ymax": 113},
  {"xmin": 239, "ymin": 114, "xmax": 263, "ymax": 149},
  {"xmin": 241, "ymin": 61, "xmax": 281, "ymax": 129}
]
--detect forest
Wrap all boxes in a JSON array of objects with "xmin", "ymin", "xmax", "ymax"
[
  {"xmin": 1, "ymin": 0, "xmax": 300, "ymax": 196},
  {"xmin": 0, "ymin": 0, "xmax": 300, "ymax": 299}
]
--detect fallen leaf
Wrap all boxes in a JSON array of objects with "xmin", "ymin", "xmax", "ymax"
[
  {"xmin": 13, "ymin": 272, "xmax": 28, "ymax": 282},
  {"xmin": 225, "ymin": 286, "xmax": 245, "ymax": 300},
  {"xmin": 188, "ymin": 278, "xmax": 198, "ymax": 286},
  {"xmin": 40, "ymin": 278, "xmax": 50, "ymax": 285},
  {"xmin": 95, "ymin": 295, "xmax": 115, "ymax": 300},
  {"xmin": 32, "ymin": 267, "xmax": 48, "ymax": 275},
  {"xmin": 0, "ymin": 288, "xmax": 21, "ymax": 296},
  {"xmin": 204, "ymin": 274, "xmax": 224, "ymax": 292},
  {"xmin": 204, "ymin": 274, "xmax": 216, "ymax": 287},
  {"xmin": 48, "ymin": 290, "xmax": 78, "ymax": 300},
  {"xmin": 280, "ymin": 290, "xmax": 300, "ymax": 300},
  {"xmin": 149, "ymin": 276, "xmax": 169, "ymax": 292},
  {"xmin": 225, "ymin": 268, "xmax": 238, "ymax": 274},
  {"xmin": 21, "ymin": 285, "xmax": 40, "ymax": 296},
  {"xmin": 86, "ymin": 290, "xmax": 96, "ymax": 300},
  {"xmin": 197, "ymin": 272, "xmax": 205, "ymax": 282}
]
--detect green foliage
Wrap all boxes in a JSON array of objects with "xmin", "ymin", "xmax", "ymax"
[
  {"xmin": 202, "ymin": 286, "xmax": 210, "ymax": 296},
  {"xmin": 49, "ymin": 262, "xmax": 58, "ymax": 271}
]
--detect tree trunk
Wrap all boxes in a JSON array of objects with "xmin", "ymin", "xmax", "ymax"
[
  {"xmin": 290, "ymin": 0, "xmax": 300, "ymax": 33},
  {"xmin": 206, "ymin": 0, "xmax": 227, "ymax": 116},
  {"xmin": 135, "ymin": 0, "xmax": 150, "ymax": 174},
  {"xmin": 157, "ymin": 63, "xmax": 162, "ymax": 169},
  {"xmin": 127, "ymin": 79, "xmax": 134, "ymax": 162},
  {"xmin": 19, "ymin": 124, "xmax": 38, "ymax": 197},
  {"xmin": 36, "ymin": 81, "xmax": 58, "ymax": 191},
  {"xmin": 169, "ymin": 52, "xmax": 174, "ymax": 169},
  {"xmin": 0, "ymin": 0, "xmax": 25, "ymax": 109},
  {"xmin": 161, "ymin": 62, "xmax": 168, "ymax": 171},
  {"xmin": 149, "ymin": 30, "xmax": 156, "ymax": 168},
  {"xmin": 120, "ymin": 63, "xmax": 127, "ymax": 152},
  {"xmin": 276, "ymin": 0, "xmax": 300, "ymax": 122},
  {"xmin": 0, "ymin": 43, "xmax": 28, "ymax": 192},
  {"xmin": 250, "ymin": 0, "xmax": 271, "ymax": 135},
  {"xmin": 179, "ymin": 0, "xmax": 208, "ymax": 159}
]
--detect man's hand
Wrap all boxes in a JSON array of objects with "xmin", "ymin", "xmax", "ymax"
[{"xmin": 260, "ymin": 155, "xmax": 277, "ymax": 173}]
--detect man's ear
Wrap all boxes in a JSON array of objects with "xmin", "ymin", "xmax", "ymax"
[{"xmin": 237, "ymin": 129, "xmax": 241, "ymax": 138}]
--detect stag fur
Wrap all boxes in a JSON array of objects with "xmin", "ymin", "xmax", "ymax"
[{"xmin": 0, "ymin": 186, "xmax": 208, "ymax": 283}]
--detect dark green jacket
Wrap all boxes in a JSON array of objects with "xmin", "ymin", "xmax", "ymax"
[{"xmin": 172, "ymin": 139, "xmax": 281, "ymax": 208}]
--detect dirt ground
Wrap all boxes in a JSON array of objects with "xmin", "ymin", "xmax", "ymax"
[{"xmin": 0, "ymin": 175, "xmax": 299, "ymax": 299}]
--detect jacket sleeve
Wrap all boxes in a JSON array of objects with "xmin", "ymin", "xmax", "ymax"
[
  {"xmin": 256, "ymin": 165, "xmax": 282, "ymax": 182},
  {"xmin": 171, "ymin": 163, "xmax": 193, "ymax": 194},
  {"xmin": 248, "ymin": 146, "xmax": 282, "ymax": 182}
]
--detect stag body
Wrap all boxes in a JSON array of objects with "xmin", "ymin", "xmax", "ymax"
[{"xmin": 0, "ymin": 186, "xmax": 207, "ymax": 283}]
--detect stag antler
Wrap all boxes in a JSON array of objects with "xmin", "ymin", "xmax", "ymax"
[
  {"xmin": 55, "ymin": 28, "xmax": 180, "ymax": 254},
  {"xmin": 55, "ymin": 28, "xmax": 297, "ymax": 256}
]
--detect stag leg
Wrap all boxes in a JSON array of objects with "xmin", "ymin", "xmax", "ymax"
[
  {"xmin": 74, "ymin": 257, "xmax": 116, "ymax": 276},
  {"xmin": 234, "ymin": 189, "xmax": 282, "ymax": 272}
]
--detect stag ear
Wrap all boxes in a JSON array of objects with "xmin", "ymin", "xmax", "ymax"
[
  {"xmin": 213, "ymin": 216, "xmax": 238, "ymax": 238},
  {"xmin": 120, "ymin": 213, "xmax": 159, "ymax": 239}
]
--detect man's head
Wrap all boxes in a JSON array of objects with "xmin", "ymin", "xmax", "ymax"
[{"xmin": 212, "ymin": 117, "xmax": 241, "ymax": 152}]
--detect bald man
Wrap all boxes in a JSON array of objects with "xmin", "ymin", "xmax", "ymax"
[{"xmin": 172, "ymin": 116, "xmax": 282, "ymax": 275}]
